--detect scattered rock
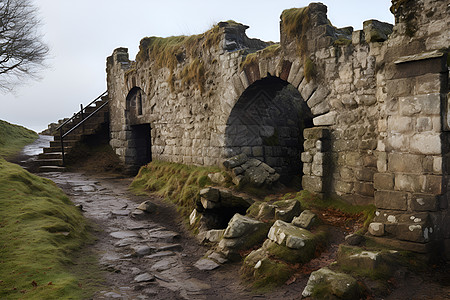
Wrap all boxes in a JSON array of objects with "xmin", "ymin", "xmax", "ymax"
[
  {"xmin": 222, "ymin": 154, "xmax": 281, "ymax": 187},
  {"xmin": 246, "ymin": 202, "xmax": 276, "ymax": 222},
  {"xmin": 345, "ymin": 233, "xmax": 364, "ymax": 246},
  {"xmin": 137, "ymin": 200, "xmax": 157, "ymax": 213},
  {"xmin": 134, "ymin": 273, "xmax": 155, "ymax": 283},
  {"xmin": 145, "ymin": 251, "xmax": 176, "ymax": 259},
  {"xmin": 151, "ymin": 258, "xmax": 176, "ymax": 271},
  {"xmin": 273, "ymin": 199, "xmax": 302, "ymax": 222},
  {"xmin": 208, "ymin": 172, "xmax": 227, "ymax": 184},
  {"xmin": 204, "ymin": 229, "xmax": 225, "ymax": 243},
  {"xmin": 132, "ymin": 245, "xmax": 153, "ymax": 257},
  {"xmin": 292, "ymin": 209, "xmax": 317, "ymax": 229},
  {"xmin": 194, "ymin": 258, "xmax": 220, "ymax": 271},
  {"xmin": 110, "ymin": 231, "xmax": 139, "ymax": 239},
  {"xmin": 218, "ymin": 214, "xmax": 270, "ymax": 259},
  {"xmin": 368, "ymin": 222, "xmax": 385, "ymax": 236},
  {"xmin": 207, "ymin": 252, "xmax": 228, "ymax": 264},
  {"xmin": 302, "ymin": 267, "xmax": 361, "ymax": 299},
  {"xmin": 131, "ymin": 209, "xmax": 146, "ymax": 219}
]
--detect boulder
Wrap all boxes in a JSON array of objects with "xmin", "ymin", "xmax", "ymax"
[
  {"xmin": 246, "ymin": 202, "xmax": 276, "ymax": 222},
  {"xmin": 337, "ymin": 245, "xmax": 400, "ymax": 277},
  {"xmin": 292, "ymin": 209, "xmax": 318, "ymax": 229},
  {"xmin": 222, "ymin": 153, "xmax": 248, "ymax": 169},
  {"xmin": 273, "ymin": 199, "xmax": 302, "ymax": 222},
  {"xmin": 302, "ymin": 267, "xmax": 361, "ymax": 299},
  {"xmin": 204, "ymin": 229, "xmax": 224, "ymax": 243},
  {"xmin": 222, "ymin": 154, "xmax": 281, "ymax": 187},
  {"xmin": 137, "ymin": 200, "xmax": 157, "ymax": 213},
  {"xmin": 208, "ymin": 172, "xmax": 227, "ymax": 184},
  {"xmin": 218, "ymin": 214, "xmax": 270, "ymax": 259},
  {"xmin": 265, "ymin": 220, "xmax": 323, "ymax": 263}
]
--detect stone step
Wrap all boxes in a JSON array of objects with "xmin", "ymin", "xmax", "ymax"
[
  {"xmin": 36, "ymin": 159, "xmax": 63, "ymax": 167},
  {"xmin": 49, "ymin": 140, "xmax": 79, "ymax": 148},
  {"xmin": 43, "ymin": 146, "xmax": 72, "ymax": 153},
  {"xmin": 39, "ymin": 166, "xmax": 66, "ymax": 173},
  {"xmin": 38, "ymin": 152, "xmax": 63, "ymax": 160}
]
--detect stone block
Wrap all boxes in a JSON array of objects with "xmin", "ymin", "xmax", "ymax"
[
  {"xmin": 395, "ymin": 174, "xmax": 424, "ymax": 193},
  {"xmin": 363, "ymin": 19, "xmax": 393, "ymax": 43},
  {"xmin": 292, "ymin": 210, "xmax": 318, "ymax": 229},
  {"xmin": 410, "ymin": 193, "xmax": 439, "ymax": 211},
  {"xmin": 373, "ymin": 173, "xmax": 394, "ymax": 190},
  {"xmin": 375, "ymin": 190, "xmax": 408, "ymax": 211},
  {"xmin": 388, "ymin": 116, "xmax": 412, "ymax": 133},
  {"xmin": 345, "ymin": 152, "xmax": 362, "ymax": 167},
  {"xmin": 303, "ymin": 127, "xmax": 330, "ymax": 140},
  {"xmin": 301, "ymin": 152, "xmax": 313, "ymax": 163},
  {"xmin": 368, "ymin": 222, "xmax": 385, "ymax": 236},
  {"xmin": 313, "ymin": 111, "xmax": 337, "ymax": 126},
  {"xmin": 355, "ymin": 182, "xmax": 374, "ymax": 197},
  {"xmin": 388, "ymin": 153, "xmax": 423, "ymax": 173},
  {"xmin": 423, "ymin": 175, "xmax": 442, "ymax": 194},
  {"xmin": 335, "ymin": 180, "xmax": 354, "ymax": 194},
  {"xmin": 298, "ymin": 78, "xmax": 317, "ymax": 101},
  {"xmin": 416, "ymin": 117, "xmax": 433, "ymax": 132},
  {"xmin": 410, "ymin": 133, "xmax": 441, "ymax": 155},
  {"xmin": 352, "ymin": 30, "xmax": 364, "ymax": 44},
  {"xmin": 311, "ymin": 163, "xmax": 323, "ymax": 177},
  {"xmin": 274, "ymin": 199, "xmax": 302, "ymax": 223},
  {"xmin": 355, "ymin": 168, "xmax": 375, "ymax": 182},
  {"xmin": 302, "ymin": 268, "xmax": 360, "ymax": 299},
  {"xmin": 307, "ymin": 86, "xmax": 330, "ymax": 108},
  {"xmin": 302, "ymin": 175, "xmax": 323, "ymax": 193}
]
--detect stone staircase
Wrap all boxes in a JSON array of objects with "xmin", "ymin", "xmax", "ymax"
[{"xmin": 37, "ymin": 93, "xmax": 109, "ymax": 172}]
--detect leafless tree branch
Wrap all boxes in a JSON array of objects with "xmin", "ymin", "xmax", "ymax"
[{"xmin": 0, "ymin": 0, "xmax": 49, "ymax": 92}]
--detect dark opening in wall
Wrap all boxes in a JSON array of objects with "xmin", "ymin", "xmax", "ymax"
[
  {"xmin": 128, "ymin": 123, "xmax": 152, "ymax": 174},
  {"xmin": 225, "ymin": 76, "xmax": 313, "ymax": 183}
]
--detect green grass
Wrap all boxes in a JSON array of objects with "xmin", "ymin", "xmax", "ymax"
[
  {"xmin": 240, "ymin": 44, "xmax": 281, "ymax": 70},
  {"xmin": 0, "ymin": 158, "xmax": 93, "ymax": 299},
  {"xmin": 0, "ymin": 120, "xmax": 38, "ymax": 159},
  {"xmin": 130, "ymin": 160, "xmax": 223, "ymax": 217},
  {"xmin": 282, "ymin": 190, "xmax": 376, "ymax": 230}
]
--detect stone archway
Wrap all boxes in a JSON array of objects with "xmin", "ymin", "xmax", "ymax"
[
  {"xmin": 224, "ymin": 76, "xmax": 313, "ymax": 183},
  {"xmin": 126, "ymin": 87, "xmax": 144, "ymax": 125},
  {"xmin": 124, "ymin": 87, "xmax": 152, "ymax": 173}
]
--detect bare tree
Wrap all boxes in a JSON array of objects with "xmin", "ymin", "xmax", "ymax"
[{"xmin": 0, "ymin": 0, "xmax": 49, "ymax": 92}]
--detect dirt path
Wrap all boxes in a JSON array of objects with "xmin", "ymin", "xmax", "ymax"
[{"xmin": 40, "ymin": 171, "xmax": 263, "ymax": 299}]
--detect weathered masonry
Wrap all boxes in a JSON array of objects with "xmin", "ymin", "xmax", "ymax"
[{"xmin": 106, "ymin": 0, "xmax": 449, "ymax": 256}]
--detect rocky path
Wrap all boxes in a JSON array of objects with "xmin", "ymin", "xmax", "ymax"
[{"xmin": 40, "ymin": 171, "xmax": 260, "ymax": 300}]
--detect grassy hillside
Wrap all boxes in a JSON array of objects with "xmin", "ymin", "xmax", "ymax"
[
  {"xmin": 0, "ymin": 159, "xmax": 93, "ymax": 299},
  {"xmin": 0, "ymin": 120, "xmax": 38, "ymax": 158}
]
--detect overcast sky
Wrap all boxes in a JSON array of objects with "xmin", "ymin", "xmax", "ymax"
[{"xmin": 0, "ymin": 0, "xmax": 393, "ymax": 133}]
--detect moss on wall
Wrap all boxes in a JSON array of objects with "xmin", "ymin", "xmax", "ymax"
[{"xmin": 135, "ymin": 23, "xmax": 224, "ymax": 92}]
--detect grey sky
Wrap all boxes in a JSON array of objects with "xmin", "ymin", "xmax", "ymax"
[{"xmin": 0, "ymin": 0, "xmax": 393, "ymax": 133}]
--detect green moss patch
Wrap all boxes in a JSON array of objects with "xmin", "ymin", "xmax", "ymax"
[
  {"xmin": 135, "ymin": 22, "xmax": 228, "ymax": 92},
  {"xmin": 130, "ymin": 160, "xmax": 222, "ymax": 217},
  {"xmin": 241, "ymin": 256, "xmax": 292, "ymax": 291},
  {"xmin": 0, "ymin": 159, "xmax": 92, "ymax": 299},
  {"xmin": 0, "ymin": 120, "xmax": 38, "ymax": 159},
  {"xmin": 240, "ymin": 44, "xmax": 281, "ymax": 70}
]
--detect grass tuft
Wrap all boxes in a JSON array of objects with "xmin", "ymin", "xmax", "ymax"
[{"xmin": 130, "ymin": 161, "xmax": 223, "ymax": 217}]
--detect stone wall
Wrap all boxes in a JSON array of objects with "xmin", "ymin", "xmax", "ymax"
[{"xmin": 106, "ymin": 1, "xmax": 449, "ymax": 254}]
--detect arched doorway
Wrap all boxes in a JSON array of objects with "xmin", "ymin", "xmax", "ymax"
[
  {"xmin": 125, "ymin": 87, "xmax": 151, "ymax": 173},
  {"xmin": 225, "ymin": 76, "xmax": 313, "ymax": 183}
]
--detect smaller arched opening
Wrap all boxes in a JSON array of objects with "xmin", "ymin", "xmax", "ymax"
[
  {"xmin": 125, "ymin": 87, "xmax": 152, "ymax": 173},
  {"xmin": 225, "ymin": 76, "xmax": 313, "ymax": 184}
]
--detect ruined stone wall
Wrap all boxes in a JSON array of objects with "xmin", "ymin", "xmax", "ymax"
[{"xmin": 106, "ymin": 1, "xmax": 449, "ymax": 254}]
